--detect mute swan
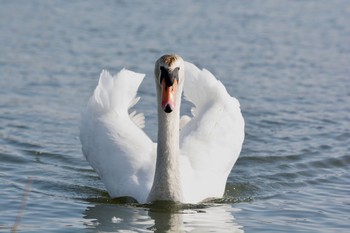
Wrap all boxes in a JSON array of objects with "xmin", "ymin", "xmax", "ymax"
[{"xmin": 80, "ymin": 54, "xmax": 244, "ymax": 204}]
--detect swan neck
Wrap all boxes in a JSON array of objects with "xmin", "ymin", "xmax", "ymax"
[
  {"xmin": 158, "ymin": 109, "xmax": 180, "ymax": 160},
  {"xmin": 148, "ymin": 101, "xmax": 183, "ymax": 202}
]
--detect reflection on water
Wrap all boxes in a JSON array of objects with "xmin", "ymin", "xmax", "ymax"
[{"xmin": 84, "ymin": 202, "xmax": 243, "ymax": 232}]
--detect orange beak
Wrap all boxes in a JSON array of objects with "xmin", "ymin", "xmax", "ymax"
[{"xmin": 161, "ymin": 79, "xmax": 177, "ymax": 113}]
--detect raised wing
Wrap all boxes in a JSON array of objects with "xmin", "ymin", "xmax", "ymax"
[
  {"xmin": 180, "ymin": 62, "xmax": 245, "ymax": 202},
  {"xmin": 80, "ymin": 69, "xmax": 156, "ymax": 203}
]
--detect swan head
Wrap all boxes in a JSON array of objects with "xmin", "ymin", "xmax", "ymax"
[{"xmin": 154, "ymin": 54, "xmax": 185, "ymax": 113}]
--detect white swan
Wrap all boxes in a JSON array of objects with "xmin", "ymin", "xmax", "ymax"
[{"xmin": 80, "ymin": 54, "xmax": 244, "ymax": 204}]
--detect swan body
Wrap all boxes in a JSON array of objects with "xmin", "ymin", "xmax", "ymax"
[{"xmin": 80, "ymin": 55, "xmax": 244, "ymax": 203}]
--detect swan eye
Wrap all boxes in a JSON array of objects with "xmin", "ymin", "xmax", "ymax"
[
  {"xmin": 159, "ymin": 66, "xmax": 179, "ymax": 87},
  {"xmin": 159, "ymin": 66, "xmax": 166, "ymax": 83}
]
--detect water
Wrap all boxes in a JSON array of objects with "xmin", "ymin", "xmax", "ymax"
[{"xmin": 1, "ymin": 0, "xmax": 349, "ymax": 232}]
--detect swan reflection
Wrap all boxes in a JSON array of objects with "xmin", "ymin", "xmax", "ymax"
[{"xmin": 84, "ymin": 203, "xmax": 243, "ymax": 232}]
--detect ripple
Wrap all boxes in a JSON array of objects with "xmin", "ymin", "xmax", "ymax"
[
  {"xmin": 222, "ymin": 181, "xmax": 260, "ymax": 205},
  {"xmin": 0, "ymin": 150, "xmax": 30, "ymax": 164},
  {"xmin": 335, "ymin": 131, "xmax": 350, "ymax": 141},
  {"xmin": 3, "ymin": 135, "xmax": 42, "ymax": 151},
  {"xmin": 238, "ymin": 153, "xmax": 303, "ymax": 164},
  {"xmin": 303, "ymin": 154, "xmax": 350, "ymax": 170},
  {"xmin": 232, "ymin": 150, "xmax": 350, "ymax": 205}
]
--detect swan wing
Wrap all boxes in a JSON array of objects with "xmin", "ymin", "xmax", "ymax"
[
  {"xmin": 180, "ymin": 62, "xmax": 245, "ymax": 202},
  {"xmin": 80, "ymin": 69, "xmax": 155, "ymax": 203}
]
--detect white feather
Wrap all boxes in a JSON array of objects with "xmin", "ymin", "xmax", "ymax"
[
  {"xmin": 80, "ymin": 69, "xmax": 155, "ymax": 203},
  {"xmin": 179, "ymin": 62, "xmax": 244, "ymax": 203}
]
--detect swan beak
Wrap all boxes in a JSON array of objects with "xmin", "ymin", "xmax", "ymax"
[{"xmin": 161, "ymin": 79, "xmax": 177, "ymax": 113}]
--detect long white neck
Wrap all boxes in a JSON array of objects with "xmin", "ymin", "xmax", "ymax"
[{"xmin": 147, "ymin": 89, "xmax": 183, "ymax": 202}]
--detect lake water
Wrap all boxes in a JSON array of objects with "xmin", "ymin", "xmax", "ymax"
[{"xmin": 1, "ymin": 0, "xmax": 349, "ymax": 232}]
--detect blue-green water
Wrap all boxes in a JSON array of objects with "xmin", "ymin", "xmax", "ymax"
[{"xmin": 1, "ymin": 0, "xmax": 349, "ymax": 232}]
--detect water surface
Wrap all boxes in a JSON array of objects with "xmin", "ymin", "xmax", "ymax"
[{"xmin": 0, "ymin": 0, "xmax": 349, "ymax": 232}]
